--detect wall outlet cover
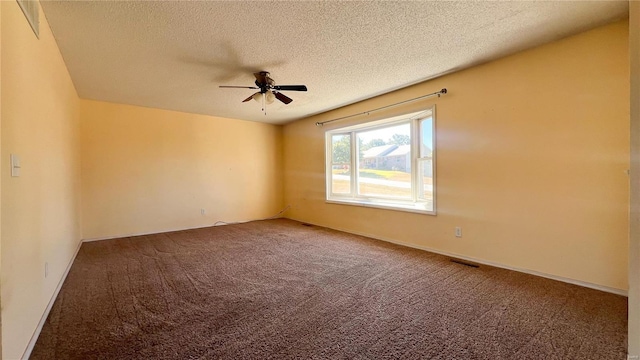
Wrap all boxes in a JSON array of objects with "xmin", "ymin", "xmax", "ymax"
[{"xmin": 11, "ymin": 154, "xmax": 21, "ymax": 177}]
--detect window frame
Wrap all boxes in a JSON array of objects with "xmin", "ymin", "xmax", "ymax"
[{"xmin": 324, "ymin": 107, "xmax": 436, "ymax": 215}]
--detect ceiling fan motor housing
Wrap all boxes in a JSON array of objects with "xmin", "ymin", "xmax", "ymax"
[{"xmin": 255, "ymin": 71, "xmax": 275, "ymax": 93}]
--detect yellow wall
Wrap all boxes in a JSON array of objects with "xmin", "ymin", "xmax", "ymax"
[
  {"xmin": 0, "ymin": 1, "xmax": 3, "ymax": 356},
  {"xmin": 1, "ymin": 2, "xmax": 82, "ymax": 359},
  {"xmin": 80, "ymin": 100, "xmax": 283, "ymax": 240},
  {"xmin": 283, "ymin": 20, "xmax": 630, "ymax": 291},
  {"xmin": 629, "ymin": 1, "xmax": 640, "ymax": 355}
]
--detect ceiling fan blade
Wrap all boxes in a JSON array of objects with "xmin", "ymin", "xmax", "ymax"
[
  {"xmin": 253, "ymin": 71, "xmax": 269, "ymax": 85},
  {"xmin": 274, "ymin": 91, "xmax": 293, "ymax": 104},
  {"xmin": 243, "ymin": 92, "xmax": 259, "ymax": 102},
  {"xmin": 273, "ymin": 85, "xmax": 307, "ymax": 91},
  {"xmin": 220, "ymin": 85, "xmax": 259, "ymax": 89}
]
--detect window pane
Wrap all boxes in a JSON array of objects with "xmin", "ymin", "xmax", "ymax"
[
  {"xmin": 420, "ymin": 117, "xmax": 433, "ymax": 158},
  {"xmin": 332, "ymin": 134, "xmax": 351, "ymax": 164},
  {"xmin": 419, "ymin": 117, "xmax": 434, "ymax": 210},
  {"xmin": 331, "ymin": 164, "xmax": 351, "ymax": 194},
  {"xmin": 418, "ymin": 158, "xmax": 433, "ymax": 211},
  {"xmin": 357, "ymin": 123, "xmax": 411, "ymax": 198},
  {"xmin": 331, "ymin": 135, "xmax": 351, "ymax": 194}
]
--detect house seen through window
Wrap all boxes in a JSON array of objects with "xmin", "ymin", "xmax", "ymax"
[{"xmin": 325, "ymin": 108, "xmax": 435, "ymax": 214}]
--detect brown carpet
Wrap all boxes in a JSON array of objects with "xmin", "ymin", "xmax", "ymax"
[{"xmin": 31, "ymin": 219, "xmax": 627, "ymax": 359}]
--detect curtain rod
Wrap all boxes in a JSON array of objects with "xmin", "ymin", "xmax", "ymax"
[{"xmin": 315, "ymin": 88, "xmax": 447, "ymax": 127}]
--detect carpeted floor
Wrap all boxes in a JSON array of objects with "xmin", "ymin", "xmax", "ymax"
[{"xmin": 31, "ymin": 219, "xmax": 627, "ymax": 359}]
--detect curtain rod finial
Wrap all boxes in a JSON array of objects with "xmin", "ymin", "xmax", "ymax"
[{"xmin": 315, "ymin": 122, "xmax": 323, "ymax": 127}]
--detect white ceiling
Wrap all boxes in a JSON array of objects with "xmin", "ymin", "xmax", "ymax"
[{"xmin": 40, "ymin": 1, "xmax": 628, "ymax": 125}]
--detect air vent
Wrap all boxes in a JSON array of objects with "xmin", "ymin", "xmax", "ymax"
[{"xmin": 16, "ymin": 0, "xmax": 39, "ymax": 38}]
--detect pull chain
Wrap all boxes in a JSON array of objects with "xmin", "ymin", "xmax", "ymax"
[{"xmin": 262, "ymin": 92, "xmax": 267, "ymax": 115}]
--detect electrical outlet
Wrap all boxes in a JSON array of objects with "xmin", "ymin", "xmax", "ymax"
[
  {"xmin": 45, "ymin": 262, "xmax": 49, "ymax": 278},
  {"xmin": 455, "ymin": 227, "xmax": 462, "ymax": 238},
  {"xmin": 201, "ymin": 209, "xmax": 206, "ymax": 216}
]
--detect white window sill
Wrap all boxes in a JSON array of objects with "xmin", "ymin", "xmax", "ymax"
[{"xmin": 326, "ymin": 198, "xmax": 436, "ymax": 215}]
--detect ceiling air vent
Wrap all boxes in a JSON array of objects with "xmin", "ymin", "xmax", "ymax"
[{"xmin": 16, "ymin": 0, "xmax": 39, "ymax": 38}]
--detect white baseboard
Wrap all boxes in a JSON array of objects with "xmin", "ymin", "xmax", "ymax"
[
  {"xmin": 291, "ymin": 218, "xmax": 628, "ymax": 297},
  {"xmin": 22, "ymin": 239, "xmax": 84, "ymax": 360},
  {"xmin": 83, "ymin": 207, "xmax": 291, "ymax": 243},
  {"xmin": 83, "ymin": 206, "xmax": 292, "ymax": 243},
  {"xmin": 82, "ymin": 223, "xmax": 223, "ymax": 242}
]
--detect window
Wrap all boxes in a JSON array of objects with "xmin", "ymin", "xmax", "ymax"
[{"xmin": 325, "ymin": 108, "xmax": 435, "ymax": 214}]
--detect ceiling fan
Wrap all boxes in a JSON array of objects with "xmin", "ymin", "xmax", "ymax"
[{"xmin": 219, "ymin": 71, "xmax": 307, "ymax": 110}]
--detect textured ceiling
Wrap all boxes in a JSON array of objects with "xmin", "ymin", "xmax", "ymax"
[{"xmin": 40, "ymin": 1, "xmax": 628, "ymax": 125}]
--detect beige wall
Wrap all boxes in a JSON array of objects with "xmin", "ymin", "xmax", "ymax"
[
  {"xmin": 284, "ymin": 20, "xmax": 630, "ymax": 291},
  {"xmin": 80, "ymin": 100, "xmax": 283, "ymax": 240},
  {"xmin": 629, "ymin": 1, "xmax": 640, "ymax": 356},
  {"xmin": 1, "ymin": 2, "xmax": 82, "ymax": 359},
  {"xmin": 0, "ymin": 1, "xmax": 3, "ymax": 357}
]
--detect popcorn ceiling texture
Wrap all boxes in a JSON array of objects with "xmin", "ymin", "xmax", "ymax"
[{"xmin": 40, "ymin": 1, "xmax": 628, "ymax": 124}]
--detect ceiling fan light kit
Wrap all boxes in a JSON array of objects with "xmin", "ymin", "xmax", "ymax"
[
  {"xmin": 252, "ymin": 92, "xmax": 275, "ymax": 105},
  {"xmin": 220, "ymin": 71, "xmax": 307, "ymax": 114}
]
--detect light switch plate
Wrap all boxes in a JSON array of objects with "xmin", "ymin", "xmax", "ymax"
[{"xmin": 10, "ymin": 154, "xmax": 21, "ymax": 177}]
